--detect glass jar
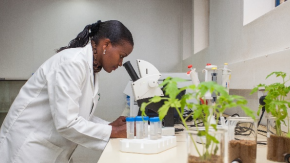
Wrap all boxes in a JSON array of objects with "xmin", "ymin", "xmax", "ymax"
[
  {"xmin": 227, "ymin": 117, "xmax": 257, "ymax": 163},
  {"xmin": 267, "ymin": 116, "xmax": 290, "ymax": 162},
  {"xmin": 186, "ymin": 127, "xmax": 225, "ymax": 163}
]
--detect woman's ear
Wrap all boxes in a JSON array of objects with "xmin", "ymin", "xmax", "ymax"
[{"xmin": 102, "ymin": 38, "xmax": 111, "ymax": 50}]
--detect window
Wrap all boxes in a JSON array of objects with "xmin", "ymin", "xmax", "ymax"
[{"xmin": 243, "ymin": 0, "xmax": 287, "ymax": 25}]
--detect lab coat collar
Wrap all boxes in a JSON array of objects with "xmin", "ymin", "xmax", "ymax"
[{"xmin": 83, "ymin": 42, "xmax": 95, "ymax": 92}]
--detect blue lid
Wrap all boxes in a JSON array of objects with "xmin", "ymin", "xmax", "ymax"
[
  {"xmin": 143, "ymin": 116, "xmax": 149, "ymax": 121},
  {"xmin": 135, "ymin": 116, "xmax": 148, "ymax": 121},
  {"xmin": 150, "ymin": 117, "xmax": 160, "ymax": 122},
  {"xmin": 126, "ymin": 117, "xmax": 135, "ymax": 122}
]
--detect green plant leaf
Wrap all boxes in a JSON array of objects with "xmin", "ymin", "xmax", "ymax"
[
  {"xmin": 158, "ymin": 102, "xmax": 171, "ymax": 120},
  {"xmin": 210, "ymin": 124, "xmax": 217, "ymax": 130},
  {"xmin": 158, "ymin": 77, "xmax": 172, "ymax": 87},
  {"xmin": 250, "ymin": 87, "xmax": 259, "ymax": 95},
  {"xmin": 251, "ymin": 71, "xmax": 290, "ymax": 129},
  {"xmin": 170, "ymin": 99, "xmax": 181, "ymax": 108},
  {"xmin": 206, "ymin": 133, "xmax": 219, "ymax": 144},
  {"xmin": 241, "ymin": 106, "xmax": 255, "ymax": 119},
  {"xmin": 187, "ymin": 103, "xmax": 194, "ymax": 109},
  {"xmin": 188, "ymin": 84, "xmax": 196, "ymax": 91},
  {"xmin": 180, "ymin": 94, "xmax": 192, "ymax": 114},
  {"xmin": 266, "ymin": 72, "xmax": 276, "ymax": 79},
  {"xmin": 197, "ymin": 130, "xmax": 206, "ymax": 137},
  {"xmin": 214, "ymin": 145, "xmax": 219, "ymax": 155},
  {"xmin": 170, "ymin": 77, "xmax": 187, "ymax": 82},
  {"xmin": 163, "ymin": 81, "xmax": 179, "ymax": 98},
  {"xmin": 266, "ymin": 71, "xmax": 286, "ymax": 80},
  {"xmin": 193, "ymin": 107, "xmax": 203, "ymax": 120},
  {"xmin": 140, "ymin": 102, "xmax": 148, "ymax": 112},
  {"xmin": 150, "ymin": 96, "xmax": 162, "ymax": 103}
]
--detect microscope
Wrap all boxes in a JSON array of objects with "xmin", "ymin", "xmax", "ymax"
[{"xmin": 123, "ymin": 60, "xmax": 180, "ymax": 127}]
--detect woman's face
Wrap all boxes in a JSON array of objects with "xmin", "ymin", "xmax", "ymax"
[{"xmin": 100, "ymin": 40, "xmax": 133, "ymax": 73}]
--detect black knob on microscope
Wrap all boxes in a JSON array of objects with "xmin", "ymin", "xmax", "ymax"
[
  {"xmin": 259, "ymin": 95, "xmax": 267, "ymax": 113},
  {"xmin": 259, "ymin": 95, "xmax": 266, "ymax": 106}
]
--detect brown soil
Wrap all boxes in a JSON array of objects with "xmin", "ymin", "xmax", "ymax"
[
  {"xmin": 188, "ymin": 155, "xmax": 222, "ymax": 163},
  {"xmin": 267, "ymin": 135, "xmax": 290, "ymax": 162},
  {"xmin": 228, "ymin": 140, "xmax": 256, "ymax": 163}
]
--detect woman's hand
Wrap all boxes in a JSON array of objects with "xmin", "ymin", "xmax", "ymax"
[
  {"xmin": 110, "ymin": 124, "xmax": 126, "ymax": 138},
  {"xmin": 109, "ymin": 116, "xmax": 126, "ymax": 126}
]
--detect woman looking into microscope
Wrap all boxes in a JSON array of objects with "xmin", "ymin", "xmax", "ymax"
[{"xmin": 0, "ymin": 20, "xmax": 134, "ymax": 163}]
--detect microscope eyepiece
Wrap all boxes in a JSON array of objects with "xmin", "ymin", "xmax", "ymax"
[{"xmin": 123, "ymin": 61, "xmax": 140, "ymax": 82}]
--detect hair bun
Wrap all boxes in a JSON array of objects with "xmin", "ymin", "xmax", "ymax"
[{"xmin": 90, "ymin": 20, "xmax": 102, "ymax": 37}]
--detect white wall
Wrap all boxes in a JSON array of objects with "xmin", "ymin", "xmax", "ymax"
[
  {"xmin": 0, "ymin": 0, "xmax": 192, "ymax": 120},
  {"xmin": 0, "ymin": 0, "xmax": 187, "ymax": 79},
  {"xmin": 193, "ymin": 0, "xmax": 209, "ymax": 54},
  {"xmin": 243, "ymin": 0, "xmax": 275, "ymax": 25},
  {"xmin": 0, "ymin": 0, "xmax": 192, "ymax": 162},
  {"xmin": 182, "ymin": 0, "xmax": 290, "ymax": 120},
  {"xmin": 184, "ymin": 0, "xmax": 290, "ymax": 87},
  {"xmin": 182, "ymin": 0, "xmax": 193, "ymax": 60}
]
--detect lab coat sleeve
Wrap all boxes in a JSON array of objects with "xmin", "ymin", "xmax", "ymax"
[
  {"xmin": 90, "ymin": 115, "xmax": 111, "ymax": 125},
  {"xmin": 47, "ymin": 61, "xmax": 112, "ymax": 151}
]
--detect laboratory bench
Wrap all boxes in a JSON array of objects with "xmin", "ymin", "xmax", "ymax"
[{"xmin": 98, "ymin": 124, "xmax": 272, "ymax": 163}]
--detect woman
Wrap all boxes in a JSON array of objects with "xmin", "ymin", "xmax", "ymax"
[{"xmin": 0, "ymin": 20, "xmax": 134, "ymax": 163}]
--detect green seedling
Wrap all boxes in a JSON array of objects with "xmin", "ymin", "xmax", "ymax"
[
  {"xmin": 251, "ymin": 72, "xmax": 290, "ymax": 137},
  {"xmin": 141, "ymin": 77, "xmax": 254, "ymax": 161}
]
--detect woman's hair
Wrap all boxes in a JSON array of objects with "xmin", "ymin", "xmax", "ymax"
[{"xmin": 56, "ymin": 20, "xmax": 134, "ymax": 53}]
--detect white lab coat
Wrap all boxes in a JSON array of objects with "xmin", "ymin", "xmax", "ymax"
[{"xmin": 0, "ymin": 43, "xmax": 112, "ymax": 163}]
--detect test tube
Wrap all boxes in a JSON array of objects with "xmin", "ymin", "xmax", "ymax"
[
  {"xmin": 150, "ymin": 117, "xmax": 158, "ymax": 140},
  {"xmin": 135, "ymin": 116, "xmax": 144, "ymax": 139},
  {"xmin": 157, "ymin": 118, "xmax": 162, "ymax": 138},
  {"xmin": 126, "ymin": 117, "xmax": 135, "ymax": 139},
  {"xmin": 143, "ymin": 116, "xmax": 149, "ymax": 138}
]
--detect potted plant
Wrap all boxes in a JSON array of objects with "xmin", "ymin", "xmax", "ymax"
[
  {"xmin": 227, "ymin": 117, "xmax": 257, "ymax": 163},
  {"xmin": 140, "ymin": 77, "xmax": 255, "ymax": 163},
  {"xmin": 251, "ymin": 71, "xmax": 290, "ymax": 162}
]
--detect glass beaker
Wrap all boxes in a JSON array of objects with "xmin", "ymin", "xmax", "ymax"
[
  {"xmin": 227, "ymin": 117, "xmax": 257, "ymax": 163},
  {"xmin": 186, "ymin": 127, "xmax": 225, "ymax": 163}
]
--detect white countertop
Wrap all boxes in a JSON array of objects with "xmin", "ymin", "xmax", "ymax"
[{"xmin": 99, "ymin": 125, "xmax": 274, "ymax": 163}]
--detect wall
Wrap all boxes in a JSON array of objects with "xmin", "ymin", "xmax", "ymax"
[
  {"xmin": 193, "ymin": 0, "xmax": 209, "ymax": 55},
  {"xmin": 182, "ymin": 0, "xmax": 193, "ymax": 60},
  {"xmin": 243, "ymin": 0, "xmax": 275, "ymax": 25},
  {"xmin": 0, "ymin": 0, "xmax": 191, "ymax": 162},
  {"xmin": 183, "ymin": 0, "xmax": 290, "ymax": 122}
]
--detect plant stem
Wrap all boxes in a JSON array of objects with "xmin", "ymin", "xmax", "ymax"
[
  {"xmin": 276, "ymin": 119, "xmax": 282, "ymax": 136},
  {"xmin": 210, "ymin": 134, "xmax": 216, "ymax": 155},
  {"xmin": 175, "ymin": 107, "xmax": 202, "ymax": 157},
  {"xmin": 184, "ymin": 111, "xmax": 194, "ymax": 122}
]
